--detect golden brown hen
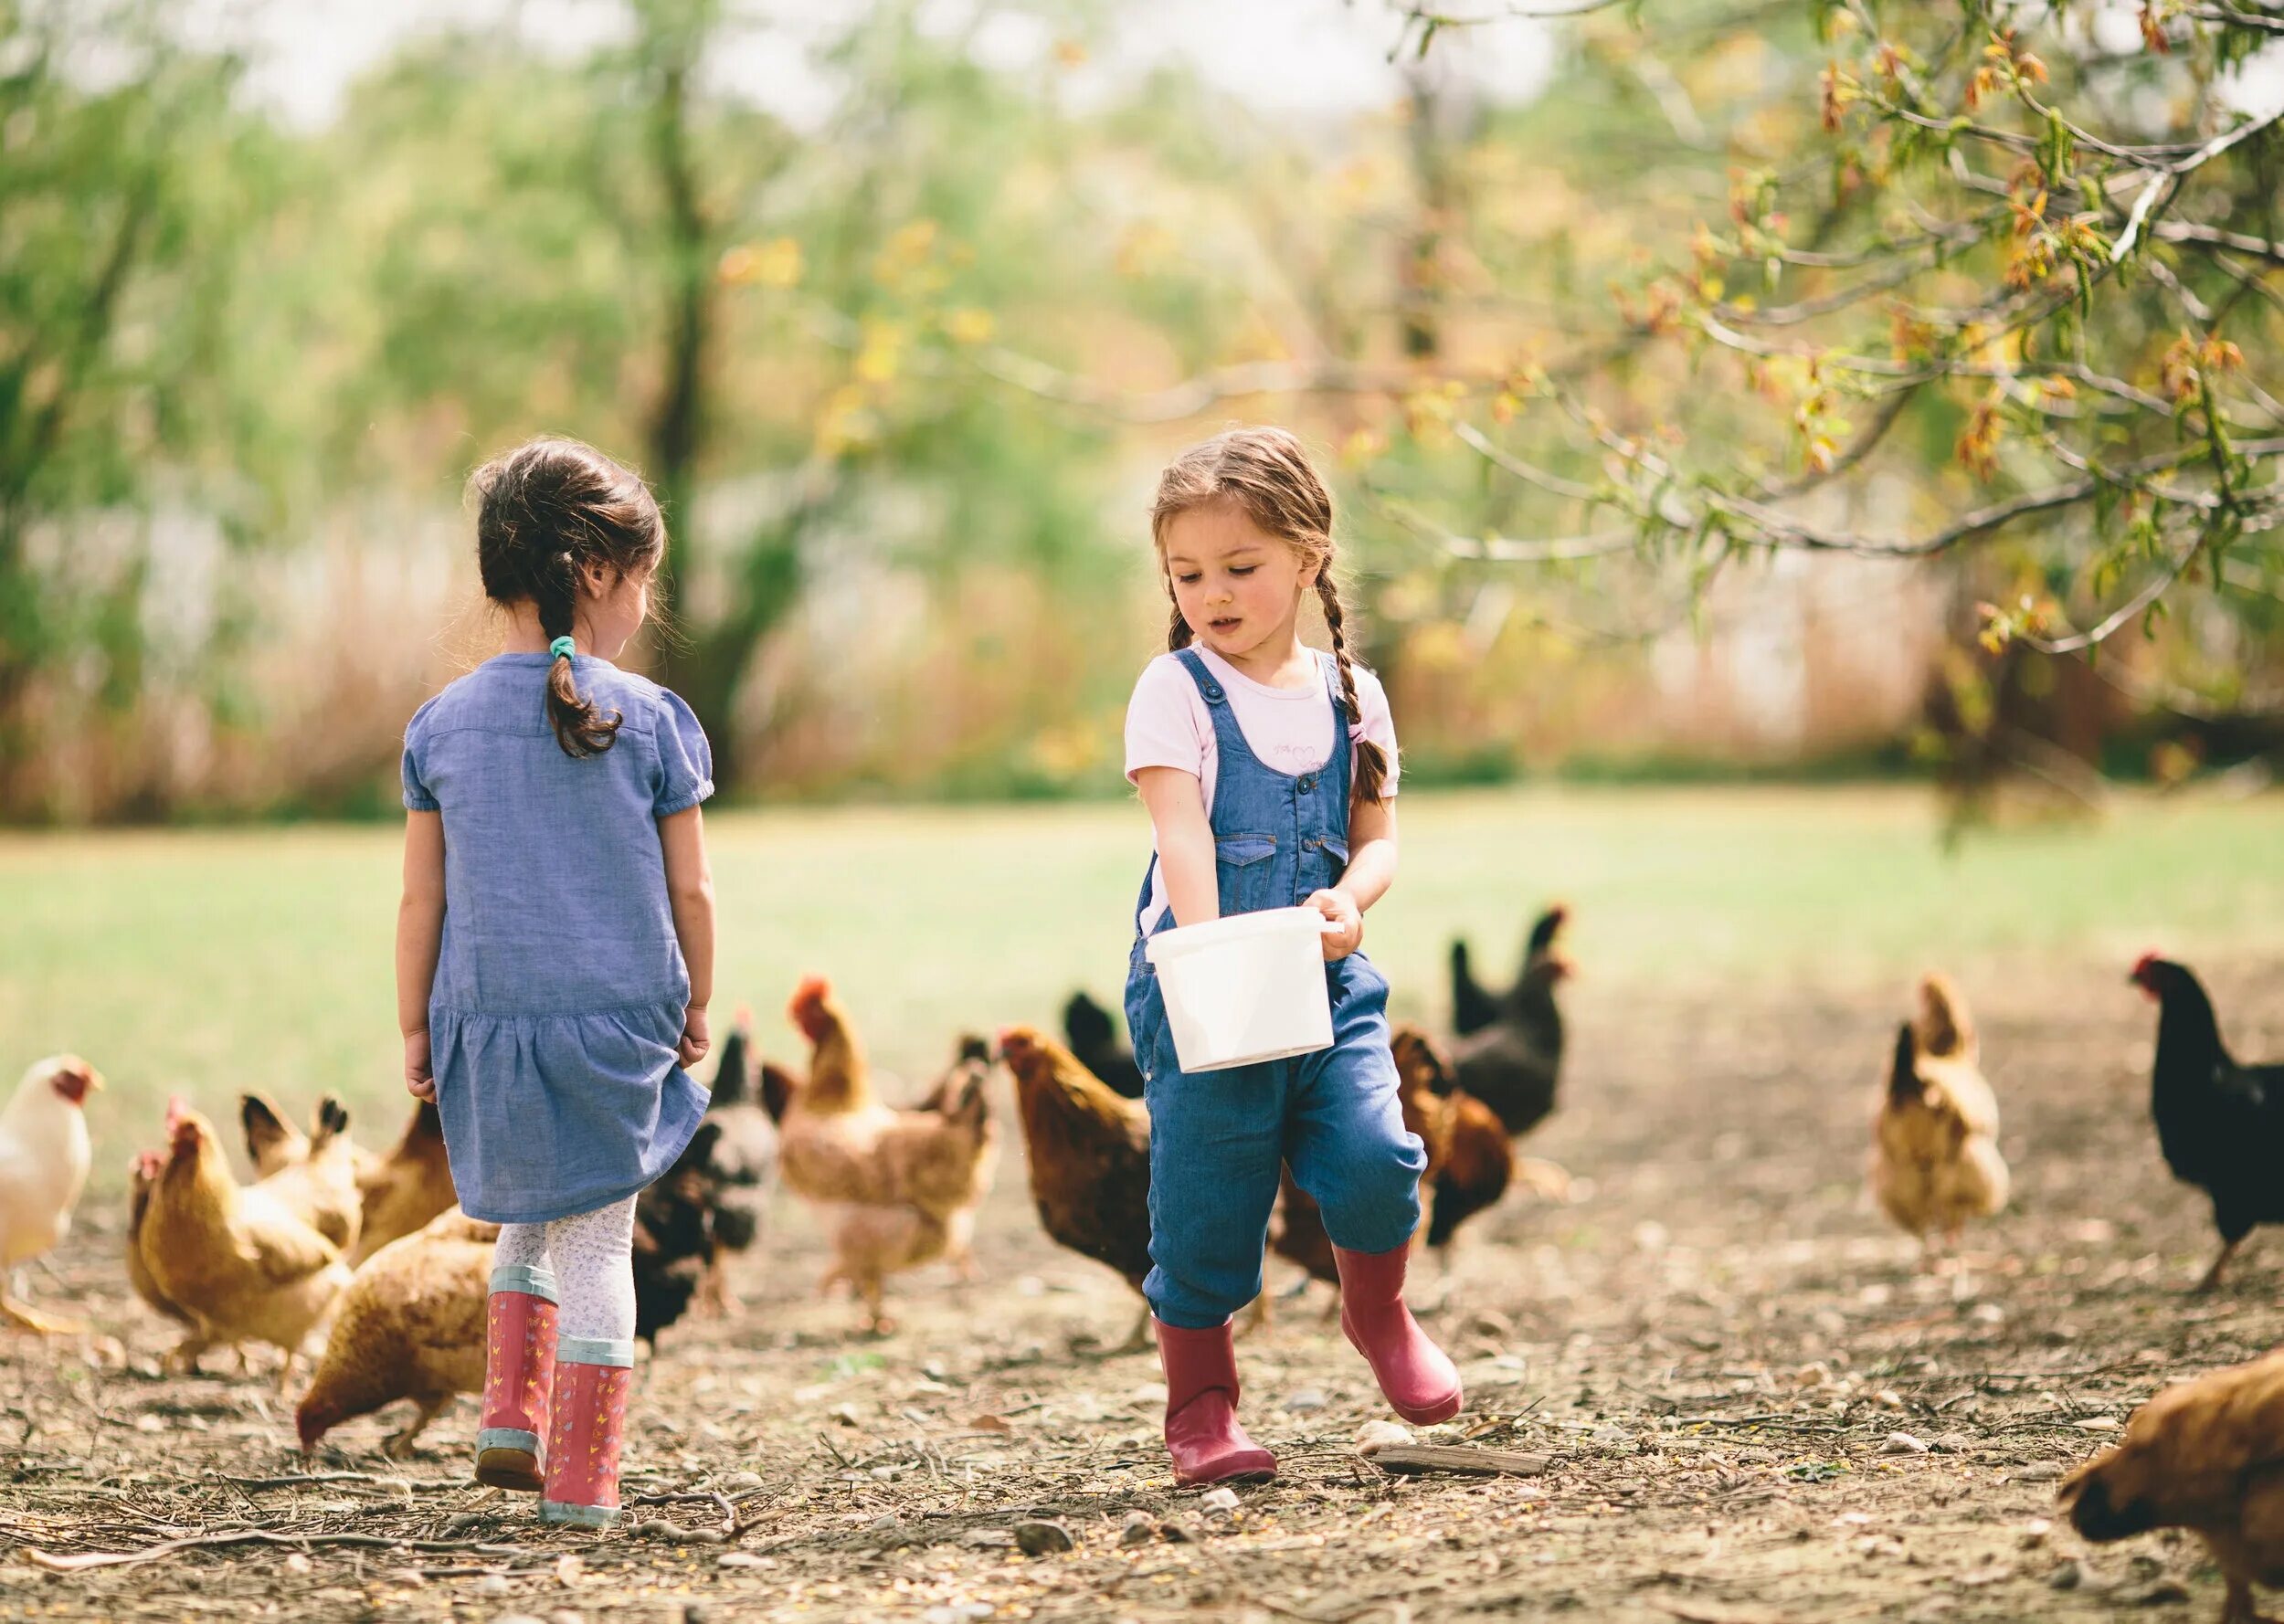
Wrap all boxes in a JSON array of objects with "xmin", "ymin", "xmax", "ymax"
[
  {"xmin": 240, "ymin": 1093, "xmax": 363, "ymax": 1256},
  {"xmin": 350, "ymin": 1100, "xmax": 457, "ymax": 1264},
  {"xmin": 778, "ymin": 978, "xmax": 998, "ymax": 1332},
  {"xmin": 143, "ymin": 1099, "xmax": 351, "ymax": 1388},
  {"xmin": 2061, "ymin": 1350, "xmax": 2284, "ymax": 1624},
  {"xmin": 296, "ymin": 1208, "xmax": 498, "ymax": 1458},
  {"xmin": 1870, "ymin": 972, "xmax": 2008, "ymax": 1258},
  {"xmin": 999, "ymin": 1026, "xmax": 1154, "ymax": 1352}
]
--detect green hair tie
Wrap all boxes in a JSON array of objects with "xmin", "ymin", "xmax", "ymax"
[{"xmin": 549, "ymin": 636, "xmax": 576, "ymax": 660}]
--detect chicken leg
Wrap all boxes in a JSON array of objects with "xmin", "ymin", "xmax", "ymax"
[{"xmin": 2198, "ymin": 1235, "xmax": 2248, "ymax": 1293}]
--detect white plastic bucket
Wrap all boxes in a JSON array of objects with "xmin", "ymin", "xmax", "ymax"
[{"xmin": 1145, "ymin": 906, "xmax": 1342, "ymax": 1073}]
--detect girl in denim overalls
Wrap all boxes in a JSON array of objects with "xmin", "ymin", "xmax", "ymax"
[{"xmin": 1123, "ymin": 427, "xmax": 1459, "ymax": 1485}]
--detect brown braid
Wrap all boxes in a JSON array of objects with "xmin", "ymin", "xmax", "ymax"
[
  {"xmin": 1314, "ymin": 573, "xmax": 1390, "ymax": 806},
  {"xmin": 1149, "ymin": 425, "xmax": 1390, "ymax": 807}
]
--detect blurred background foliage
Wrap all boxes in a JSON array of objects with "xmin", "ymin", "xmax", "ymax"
[{"xmin": 4, "ymin": 0, "xmax": 2280, "ymax": 824}]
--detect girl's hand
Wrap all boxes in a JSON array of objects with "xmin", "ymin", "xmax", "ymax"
[
  {"xmin": 679, "ymin": 1004, "xmax": 711, "ymax": 1070},
  {"xmin": 404, "ymin": 1029, "xmax": 436, "ymax": 1101},
  {"xmin": 1306, "ymin": 888, "xmax": 1364, "ymax": 961}
]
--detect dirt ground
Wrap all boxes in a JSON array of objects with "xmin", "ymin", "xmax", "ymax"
[{"xmin": 5, "ymin": 958, "xmax": 2282, "ymax": 1624}]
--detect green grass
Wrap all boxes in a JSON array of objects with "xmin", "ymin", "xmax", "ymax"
[{"xmin": 9, "ymin": 784, "xmax": 2283, "ymax": 1186}]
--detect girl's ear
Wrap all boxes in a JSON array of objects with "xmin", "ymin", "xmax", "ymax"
[
  {"xmin": 1297, "ymin": 554, "xmax": 1322, "ymax": 590},
  {"xmin": 579, "ymin": 559, "xmax": 615, "ymax": 600}
]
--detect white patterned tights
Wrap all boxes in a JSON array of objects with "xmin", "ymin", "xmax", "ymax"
[{"xmin": 492, "ymin": 1195, "xmax": 638, "ymax": 1344}]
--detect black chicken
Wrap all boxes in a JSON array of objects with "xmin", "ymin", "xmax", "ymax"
[
  {"xmin": 2131, "ymin": 954, "xmax": 2284, "ymax": 1291},
  {"xmin": 1063, "ymin": 990, "xmax": 1145, "ymax": 1101},
  {"xmin": 629, "ymin": 1013, "xmax": 783, "ymax": 1342},
  {"xmin": 1450, "ymin": 903, "xmax": 1570, "ymax": 1039},
  {"xmin": 1449, "ymin": 904, "xmax": 1572, "ymax": 1136}
]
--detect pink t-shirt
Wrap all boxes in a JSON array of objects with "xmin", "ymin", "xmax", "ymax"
[{"xmin": 1124, "ymin": 644, "xmax": 1400, "ymax": 934}]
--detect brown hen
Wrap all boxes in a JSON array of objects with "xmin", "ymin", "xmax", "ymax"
[
  {"xmin": 999, "ymin": 1026, "xmax": 1154, "ymax": 1351},
  {"xmin": 2062, "ymin": 1349, "xmax": 2284, "ymax": 1624},
  {"xmin": 296, "ymin": 1208, "xmax": 498, "ymax": 1458},
  {"xmin": 777, "ymin": 977, "xmax": 997, "ymax": 1331}
]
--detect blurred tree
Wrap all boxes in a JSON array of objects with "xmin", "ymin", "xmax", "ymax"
[{"xmin": 0, "ymin": 0, "xmax": 274, "ymax": 813}]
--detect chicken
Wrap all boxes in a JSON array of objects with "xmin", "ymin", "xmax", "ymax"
[
  {"xmin": 1869, "ymin": 973, "xmax": 2008, "ymax": 1257},
  {"xmin": 1270, "ymin": 1024, "xmax": 1512, "ymax": 1292},
  {"xmin": 999, "ymin": 1025, "xmax": 1153, "ymax": 1351},
  {"xmin": 2132, "ymin": 955, "xmax": 2284, "ymax": 1292},
  {"xmin": 632, "ymin": 1123, "xmax": 723, "ymax": 1346},
  {"xmin": 778, "ymin": 978, "xmax": 999, "ymax": 1330},
  {"xmin": 660, "ymin": 1012, "xmax": 781, "ymax": 1315},
  {"xmin": 140, "ymin": 1098, "xmax": 352, "ymax": 1387},
  {"xmin": 1061, "ymin": 991, "xmax": 1146, "ymax": 1101},
  {"xmin": 296, "ymin": 1208, "xmax": 499, "ymax": 1458},
  {"xmin": 2061, "ymin": 1349, "xmax": 2284, "ymax": 1624},
  {"xmin": 125, "ymin": 1150, "xmax": 193, "ymax": 1329},
  {"xmin": 351, "ymin": 1099, "xmax": 457, "ymax": 1264},
  {"xmin": 240, "ymin": 1093, "xmax": 363, "ymax": 1255},
  {"xmin": 1450, "ymin": 904, "xmax": 1572, "ymax": 1138},
  {"xmin": 1451, "ymin": 903, "xmax": 1569, "ymax": 1039},
  {"xmin": 0, "ymin": 1055, "xmax": 101, "ymax": 1334}
]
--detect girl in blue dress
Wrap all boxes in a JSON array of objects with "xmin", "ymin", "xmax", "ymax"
[
  {"xmin": 1123, "ymin": 427, "xmax": 1461, "ymax": 1485},
  {"xmin": 396, "ymin": 438, "xmax": 715, "ymax": 1526}
]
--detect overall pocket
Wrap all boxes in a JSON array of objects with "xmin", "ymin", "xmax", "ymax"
[
  {"xmin": 1300, "ymin": 833, "xmax": 1348, "ymax": 900},
  {"xmin": 1212, "ymin": 832, "xmax": 1278, "ymax": 915}
]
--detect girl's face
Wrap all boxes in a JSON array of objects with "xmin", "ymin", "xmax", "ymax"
[
  {"xmin": 1160, "ymin": 501, "xmax": 1317, "ymax": 665},
  {"xmin": 578, "ymin": 558, "xmax": 655, "ymax": 660}
]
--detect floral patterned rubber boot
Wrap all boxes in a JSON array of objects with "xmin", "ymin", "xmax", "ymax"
[
  {"xmin": 474, "ymin": 1264, "xmax": 559, "ymax": 1492},
  {"xmin": 538, "ymin": 1338, "xmax": 634, "ymax": 1527}
]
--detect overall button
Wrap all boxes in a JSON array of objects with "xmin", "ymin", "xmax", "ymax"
[{"xmin": 1297, "ymin": 774, "xmax": 1316, "ymax": 793}]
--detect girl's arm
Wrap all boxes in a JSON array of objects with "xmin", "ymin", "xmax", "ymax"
[
  {"xmin": 659, "ymin": 805, "xmax": 715, "ymax": 1069},
  {"xmin": 1307, "ymin": 796, "xmax": 1398, "ymax": 962},
  {"xmin": 396, "ymin": 811, "xmax": 447, "ymax": 1100},
  {"xmin": 1134, "ymin": 766, "xmax": 1219, "ymax": 928}
]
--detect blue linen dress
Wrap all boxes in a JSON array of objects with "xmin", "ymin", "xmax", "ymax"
[{"xmin": 402, "ymin": 652, "xmax": 713, "ymax": 1225}]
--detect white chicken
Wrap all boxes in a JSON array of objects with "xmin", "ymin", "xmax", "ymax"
[{"xmin": 1, "ymin": 1055, "xmax": 102, "ymax": 1333}]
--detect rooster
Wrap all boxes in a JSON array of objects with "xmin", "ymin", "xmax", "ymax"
[
  {"xmin": 1869, "ymin": 973, "xmax": 2008, "ymax": 1258},
  {"xmin": 778, "ymin": 978, "xmax": 998, "ymax": 1331},
  {"xmin": 296, "ymin": 1208, "xmax": 497, "ymax": 1458},
  {"xmin": 2061, "ymin": 1349, "xmax": 2284, "ymax": 1624},
  {"xmin": 1061, "ymin": 991, "xmax": 1146, "ymax": 1101},
  {"xmin": 141, "ymin": 1099, "xmax": 351, "ymax": 1387},
  {"xmin": 999, "ymin": 1026, "xmax": 1153, "ymax": 1351},
  {"xmin": 2131, "ymin": 954, "xmax": 2284, "ymax": 1291},
  {"xmin": 240, "ymin": 1093, "xmax": 363, "ymax": 1255},
  {"xmin": 1450, "ymin": 904, "xmax": 1571, "ymax": 1140},
  {"xmin": 0, "ymin": 1055, "xmax": 101, "ymax": 1334}
]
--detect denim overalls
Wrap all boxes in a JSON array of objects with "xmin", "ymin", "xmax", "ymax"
[{"xmin": 1124, "ymin": 649, "xmax": 1427, "ymax": 1329}]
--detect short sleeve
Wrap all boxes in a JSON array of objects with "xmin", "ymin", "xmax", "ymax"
[
  {"xmin": 652, "ymin": 688, "xmax": 714, "ymax": 817},
  {"xmin": 1350, "ymin": 663, "xmax": 1401, "ymax": 797},
  {"xmin": 401, "ymin": 701, "xmax": 440, "ymax": 813},
  {"xmin": 1124, "ymin": 657, "xmax": 1208, "ymax": 786}
]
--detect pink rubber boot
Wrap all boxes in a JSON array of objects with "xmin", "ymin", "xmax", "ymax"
[
  {"xmin": 474, "ymin": 1264, "xmax": 559, "ymax": 1492},
  {"xmin": 1334, "ymin": 1243, "xmax": 1462, "ymax": 1425},
  {"xmin": 1154, "ymin": 1317, "xmax": 1276, "ymax": 1485},
  {"xmin": 539, "ymin": 1339, "xmax": 634, "ymax": 1527}
]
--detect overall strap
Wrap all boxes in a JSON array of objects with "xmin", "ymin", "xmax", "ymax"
[{"xmin": 1171, "ymin": 648, "xmax": 1253, "ymax": 771}]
